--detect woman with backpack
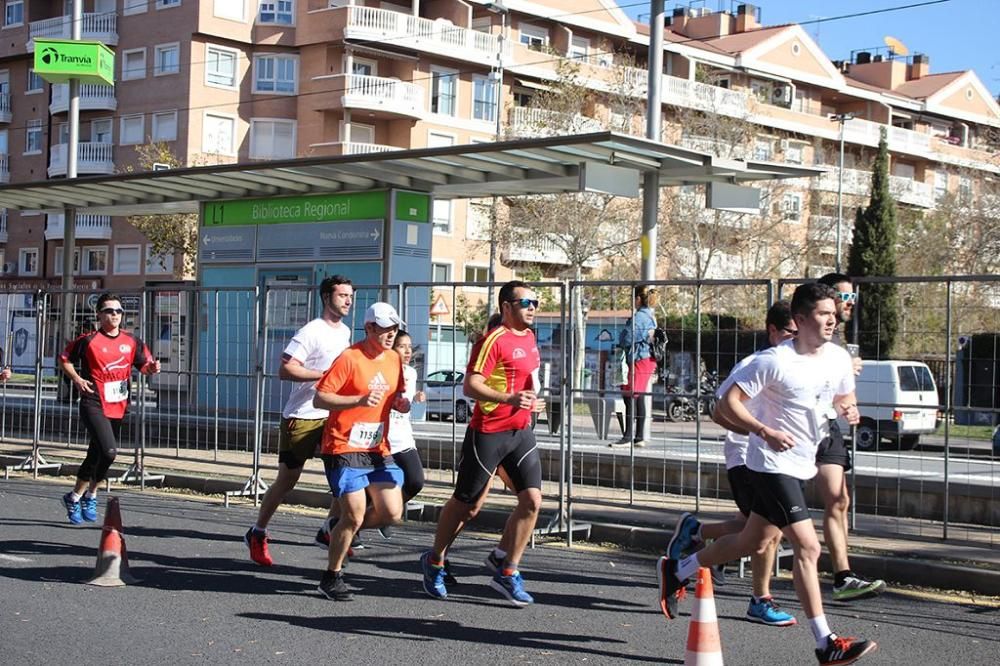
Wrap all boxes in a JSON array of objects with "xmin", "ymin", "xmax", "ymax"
[{"xmin": 612, "ymin": 285, "xmax": 659, "ymax": 448}]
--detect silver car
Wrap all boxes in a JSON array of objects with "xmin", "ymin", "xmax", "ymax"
[{"xmin": 423, "ymin": 370, "xmax": 474, "ymax": 423}]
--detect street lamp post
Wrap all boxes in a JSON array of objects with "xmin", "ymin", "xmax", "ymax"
[
  {"xmin": 830, "ymin": 112, "xmax": 855, "ymax": 273},
  {"xmin": 485, "ymin": 1, "xmax": 508, "ymax": 316}
]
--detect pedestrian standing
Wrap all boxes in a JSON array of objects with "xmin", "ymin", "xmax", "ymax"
[{"xmin": 611, "ymin": 285, "xmax": 658, "ymax": 448}]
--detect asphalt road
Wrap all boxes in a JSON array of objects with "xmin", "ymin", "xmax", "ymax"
[{"xmin": 1, "ymin": 479, "xmax": 997, "ymax": 665}]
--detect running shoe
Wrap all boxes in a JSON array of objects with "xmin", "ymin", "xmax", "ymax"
[
  {"xmin": 656, "ymin": 556, "xmax": 687, "ymax": 620},
  {"xmin": 710, "ymin": 563, "xmax": 726, "ymax": 587},
  {"xmin": 318, "ymin": 570, "xmax": 353, "ymax": 601},
  {"xmin": 62, "ymin": 492, "xmax": 83, "ymax": 525},
  {"xmin": 666, "ymin": 512, "xmax": 700, "ymax": 559},
  {"xmin": 420, "ymin": 550, "xmax": 448, "ymax": 599},
  {"xmin": 244, "ymin": 527, "xmax": 273, "ymax": 566},
  {"xmin": 443, "ymin": 559, "xmax": 458, "ymax": 587},
  {"xmin": 832, "ymin": 575, "xmax": 886, "ymax": 601},
  {"xmin": 815, "ymin": 635, "xmax": 877, "ymax": 665},
  {"xmin": 80, "ymin": 495, "xmax": 99, "ymax": 522},
  {"xmin": 351, "ymin": 533, "xmax": 365, "ymax": 550},
  {"xmin": 484, "ymin": 549, "xmax": 504, "ymax": 573},
  {"xmin": 377, "ymin": 525, "xmax": 393, "ymax": 540},
  {"xmin": 746, "ymin": 596, "xmax": 797, "ymax": 626},
  {"xmin": 489, "ymin": 570, "xmax": 534, "ymax": 607},
  {"xmin": 633, "ymin": 439, "xmax": 647, "ymax": 448},
  {"xmin": 314, "ymin": 526, "xmax": 330, "ymax": 549}
]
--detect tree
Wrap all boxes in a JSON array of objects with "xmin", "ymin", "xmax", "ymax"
[{"xmin": 847, "ymin": 128, "xmax": 899, "ymax": 359}]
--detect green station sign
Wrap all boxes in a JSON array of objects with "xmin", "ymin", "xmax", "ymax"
[
  {"xmin": 34, "ymin": 39, "xmax": 115, "ymax": 86},
  {"xmin": 204, "ymin": 191, "xmax": 390, "ymax": 226}
]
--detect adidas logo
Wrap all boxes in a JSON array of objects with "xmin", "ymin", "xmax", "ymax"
[
  {"xmin": 512, "ymin": 348, "xmax": 526, "ymax": 359},
  {"xmin": 368, "ymin": 371, "xmax": 390, "ymax": 392}
]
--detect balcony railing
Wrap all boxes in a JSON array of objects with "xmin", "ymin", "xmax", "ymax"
[
  {"xmin": 28, "ymin": 12, "xmax": 118, "ymax": 48},
  {"xmin": 345, "ymin": 6, "xmax": 511, "ymax": 66},
  {"xmin": 338, "ymin": 74, "xmax": 424, "ymax": 118},
  {"xmin": 0, "ymin": 94, "xmax": 10, "ymax": 124},
  {"xmin": 48, "ymin": 142, "xmax": 115, "ymax": 177},
  {"xmin": 889, "ymin": 175, "xmax": 935, "ymax": 208},
  {"xmin": 509, "ymin": 107, "xmax": 603, "ymax": 137},
  {"xmin": 504, "ymin": 232, "xmax": 599, "ymax": 268},
  {"xmin": 44, "ymin": 213, "xmax": 113, "ymax": 241},
  {"xmin": 814, "ymin": 167, "xmax": 870, "ymax": 196},
  {"xmin": 808, "ymin": 215, "xmax": 853, "ymax": 250},
  {"xmin": 340, "ymin": 142, "xmax": 402, "ymax": 155},
  {"xmin": 662, "ymin": 76, "xmax": 751, "ymax": 118},
  {"xmin": 50, "ymin": 83, "xmax": 117, "ymax": 114},
  {"xmin": 0, "ymin": 154, "xmax": 8, "ymax": 183}
]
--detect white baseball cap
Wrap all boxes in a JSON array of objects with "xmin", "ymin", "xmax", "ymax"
[{"xmin": 364, "ymin": 302, "xmax": 405, "ymax": 328}]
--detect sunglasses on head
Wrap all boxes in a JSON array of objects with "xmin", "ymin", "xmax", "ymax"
[
  {"xmin": 508, "ymin": 298, "xmax": 539, "ymax": 309},
  {"xmin": 100, "ymin": 307, "xmax": 124, "ymax": 315},
  {"xmin": 837, "ymin": 292, "xmax": 857, "ymax": 304}
]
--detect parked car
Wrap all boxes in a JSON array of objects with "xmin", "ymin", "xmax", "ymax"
[
  {"xmin": 424, "ymin": 370, "xmax": 474, "ymax": 423},
  {"xmin": 846, "ymin": 360, "xmax": 940, "ymax": 452}
]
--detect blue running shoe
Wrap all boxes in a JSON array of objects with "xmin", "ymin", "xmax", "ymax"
[
  {"xmin": 62, "ymin": 492, "xmax": 83, "ymax": 525},
  {"xmin": 420, "ymin": 550, "xmax": 448, "ymax": 599},
  {"xmin": 80, "ymin": 495, "xmax": 98, "ymax": 522},
  {"xmin": 746, "ymin": 596, "xmax": 797, "ymax": 627},
  {"xmin": 666, "ymin": 512, "xmax": 700, "ymax": 560},
  {"xmin": 490, "ymin": 570, "xmax": 534, "ymax": 607}
]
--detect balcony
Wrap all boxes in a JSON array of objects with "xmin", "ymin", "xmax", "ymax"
[
  {"xmin": 662, "ymin": 76, "xmax": 752, "ymax": 119},
  {"xmin": 0, "ymin": 94, "xmax": 10, "ymax": 124},
  {"xmin": 28, "ymin": 13, "xmax": 118, "ymax": 49},
  {"xmin": 503, "ymin": 232, "xmax": 599, "ymax": 268},
  {"xmin": 44, "ymin": 213, "xmax": 113, "ymax": 241},
  {"xmin": 509, "ymin": 107, "xmax": 603, "ymax": 138},
  {"xmin": 48, "ymin": 142, "xmax": 115, "ymax": 177},
  {"xmin": 344, "ymin": 6, "xmax": 511, "ymax": 67},
  {"xmin": 813, "ymin": 167, "xmax": 870, "ymax": 196},
  {"xmin": 50, "ymin": 84, "xmax": 117, "ymax": 114},
  {"xmin": 335, "ymin": 74, "xmax": 424, "ymax": 119},
  {"xmin": 808, "ymin": 215, "xmax": 853, "ymax": 253},
  {"xmin": 0, "ymin": 154, "xmax": 8, "ymax": 183},
  {"xmin": 308, "ymin": 141, "xmax": 403, "ymax": 156},
  {"xmin": 0, "ymin": 211, "xmax": 7, "ymax": 243},
  {"xmin": 889, "ymin": 175, "xmax": 935, "ymax": 208}
]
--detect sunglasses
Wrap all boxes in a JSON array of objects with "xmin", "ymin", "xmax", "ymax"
[
  {"xmin": 782, "ymin": 327, "xmax": 798, "ymax": 336},
  {"xmin": 508, "ymin": 298, "xmax": 539, "ymax": 309},
  {"xmin": 100, "ymin": 308, "xmax": 124, "ymax": 315},
  {"xmin": 837, "ymin": 292, "xmax": 857, "ymax": 304}
]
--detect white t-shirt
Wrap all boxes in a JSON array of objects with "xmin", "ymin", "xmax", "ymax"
[
  {"xmin": 716, "ymin": 353, "xmax": 756, "ymax": 470},
  {"xmin": 731, "ymin": 339, "xmax": 854, "ymax": 480},
  {"xmin": 388, "ymin": 365, "xmax": 417, "ymax": 454},
  {"xmin": 281, "ymin": 318, "xmax": 352, "ymax": 420}
]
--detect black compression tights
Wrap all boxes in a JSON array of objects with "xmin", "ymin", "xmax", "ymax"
[{"xmin": 76, "ymin": 401, "xmax": 123, "ymax": 484}]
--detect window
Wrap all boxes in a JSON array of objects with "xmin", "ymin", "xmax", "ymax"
[
  {"xmin": 214, "ymin": 0, "xmax": 245, "ymax": 21},
  {"xmin": 432, "ymin": 200, "xmax": 452, "ymax": 234},
  {"xmin": 24, "ymin": 120, "xmax": 42, "ymax": 154},
  {"xmin": 344, "ymin": 122, "xmax": 374, "ymax": 144},
  {"xmin": 351, "ymin": 58, "xmax": 376, "ymax": 77},
  {"xmin": 249, "ymin": 119, "xmax": 295, "ymax": 159},
  {"xmin": 54, "ymin": 247, "xmax": 81, "ymax": 276},
  {"xmin": 464, "ymin": 264, "xmax": 489, "ymax": 283},
  {"xmin": 519, "ymin": 23, "xmax": 548, "ymax": 50},
  {"xmin": 124, "ymin": 0, "xmax": 148, "ymax": 15},
  {"xmin": 472, "ymin": 75, "xmax": 497, "ymax": 123},
  {"xmin": 122, "ymin": 49, "xmax": 146, "ymax": 80},
  {"xmin": 253, "ymin": 54, "xmax": 297, "ymax": 94},
  {"xmin": 753, "ymin": 137, "xmax": 773, "ymax": 161},
  {"xmin": 91, "ymin": 118, "xmax": 113, "ymax": 144},
  {"xmin": 569, "ymin": 36, "xmax": 590, "ymax": 63},
  {"xmin": 430, "ymin": 68, "xmax": 457, "ymax": 116},
  {"xmin": 26, "ymin": 69, "xmax": 44, "ymax": 93},
  {"xmin": 5, "ymin": 0, "xmax": 23, "ymax": 27},
  {"xmin": 934, "ymin": 171, "xmax": 948, "ymax": 200},
  {"xmin": 152, "ymin": 111, "xmax": 178, "ymax": 141},
  {"xmin": 156, "ymin": 0, "xmax": 180, "ymax": 8},
  {"xmin": 431, "ymin": 262, "xmax": 451, "ymax": 283},
  {"xmin": 154, "ymin": 43, "xmax": 180, "ymax": 76},
  {"xmin": 0, "ymin": 128, "xmax": 6, "ymax": 154},
  {"xmin": 466, "ymin": 199, "xmax": 491, "ymax": 240},
  {"xmin": 114, "ymin": 245, "xmax": 142, "ymax": 275},
  {"xmin": 120, "ymin": 114, "xmax": 145, "ymax": 145},
  {"xmin": 781, "ymin": 193, "xmax": 802, "ymax": 222},
  {"xmin": 84, "ymin": 247, "xmax": 107, "ymax": 274},
  {"xmin": 750, "ymin": 80, "xmax": 771, "ymax": 104},
  {"xmin": 259, "ymin": 0, "xmax": 293, "ymax": 25},
  {"xmin": 19, "ymin": 248, "xmax": 38, "ymax": 276},
  {"xmin": 206, "ymin": 45, "xmax": 239, "ymax": 88},
  {"xmin": 784, "ymin": 142, "xmax": 803, "ymax": 165},
  {"xmin": 203, "ymin": 112, "xmax": 235, "ymax": 155},
  {"xmin": 958, "ymin": 175, "xmax": 972, "ymax": 204},
  {"xmin": 146, "ymin": 245, "xmax": 174, "ymax": 274}
]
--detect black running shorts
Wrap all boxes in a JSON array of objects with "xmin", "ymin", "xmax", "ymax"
[
  {"xmin": 748, "ymin": 469, "xmax": 811, "ymax": 529},
  {"xmin": 453, "ymin": 427, "xmax": 542, "ymax": 504},
  {"xmin": 816, "ymin": 420, "xmax": 852, "ymax": 471},
  {"xmin": 726, "ymin": 464, "xmax": 756, "ymax": 518}
]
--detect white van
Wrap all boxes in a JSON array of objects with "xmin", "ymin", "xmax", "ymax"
[{"xmin": 848, "ymin": 360, "xmax": 940, "ymax": 451}]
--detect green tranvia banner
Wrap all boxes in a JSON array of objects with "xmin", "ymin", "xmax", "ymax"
[
  {"xmin": 203, "ymin": 191, "xmax": 389, "ymax": 226},
  {"xmin": 33, "ymin": 39, "xmax": 115, "ymax": 86}
]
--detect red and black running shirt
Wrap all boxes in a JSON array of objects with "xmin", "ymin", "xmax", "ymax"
[
  {"xmin": 60, "ymin": 330, "xmax": 152, "ymax": 419},
  {"xmin": 467, "ymin": 326, "xmax": 540, "ymax": 433}
]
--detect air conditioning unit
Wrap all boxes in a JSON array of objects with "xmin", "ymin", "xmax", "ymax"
[
  {"xmin": 771, "ymin": 84, "xmax": 793, "ymax": 108},
  {"xmin": 1, "ymin": 262, "xmax": 15, "ymax": 275}
]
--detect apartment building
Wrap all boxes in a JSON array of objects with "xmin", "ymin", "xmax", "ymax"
[{"xmin": 0, "ymin": 1, "xmax": 996, "ymax": 314}]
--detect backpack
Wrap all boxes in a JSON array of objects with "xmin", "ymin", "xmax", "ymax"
[{"xmin": 650, "ymin": 327, "xmax": 670, "ymax": 373}]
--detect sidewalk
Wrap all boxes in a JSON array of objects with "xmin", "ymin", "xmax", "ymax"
[{"xmin": 3, "ymin": 441, "xmax": 998, "ymax": 596}]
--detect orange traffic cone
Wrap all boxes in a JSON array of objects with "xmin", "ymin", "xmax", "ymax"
[
  {"xmin": 684, "ymin": 567, "xmax": 723, "ymax": 665},
  {"xmin": 86, "ymin": 497, "xmax": 138, "ymax": 587}
]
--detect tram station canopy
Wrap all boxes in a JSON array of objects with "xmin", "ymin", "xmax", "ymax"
[{"xmin": 0, "ymin": 132, "xmax": 820, "ymax": 215}]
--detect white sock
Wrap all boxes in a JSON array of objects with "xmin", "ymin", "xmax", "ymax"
[
  {"xmin": 676, "ymin": 553, "xmax": 701, "ymax": 580},
  {"xmin": 695, "ymin": 523, "xmax": 704, "ymax": 542},
  {"xmin": 83, "ymin": 490, "xmax": 96, "ymax": 499},
  {"xmin": 69, "ymin": 491, "xmax": 82, "ymax": 502},
  {"xmin": 253, "ymin": 524, "xmax": 267, "ymax": 534},
  {"xmin": 809, "ymin": 615, "xmax": 833, "ymax": 648}
]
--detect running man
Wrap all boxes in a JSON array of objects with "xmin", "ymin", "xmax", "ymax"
[
  {"xmin": 59, "ymin": 294, "xmax": 160, "ymax": 524},
  {"xmin": 313, "ymin": 302, "xmax": 409, "ymax": 600},
  {"xmin": 658, "ymin": 283, "xmax": 877, "ymax": 665},
  {"xmin": 693, "ymin": 300, "xmax": 798, "ymax": 627},
  {"xmin": 421, "ymin": 280, "xmax": 543, "ymax": 606},
  {"xmin": 815, "ymin": 272, "xmax": 886, "ymax": 601},
  {"xmin": 245, "ymin": 276, "xmax": 354, "ymax": 566}
]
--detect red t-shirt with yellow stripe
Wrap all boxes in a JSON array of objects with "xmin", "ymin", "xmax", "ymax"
[{"xmin": 467, "ymin": 326, "xmax": 539, "ymax": 433}]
